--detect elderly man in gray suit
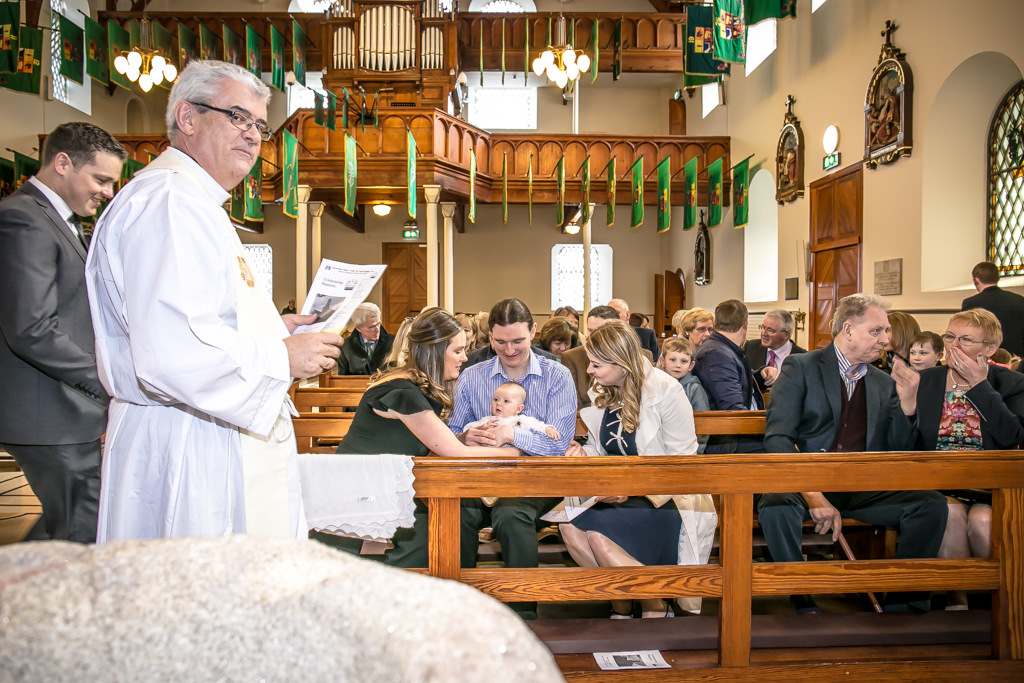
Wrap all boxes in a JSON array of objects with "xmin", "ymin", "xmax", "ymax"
[
  {"xmin": 0, "ymin": 123, "xmax": 126, "ymax": 542},
  {"xmin": 759, "ymin": 293, "xmax": 948, "ymax": 614}
]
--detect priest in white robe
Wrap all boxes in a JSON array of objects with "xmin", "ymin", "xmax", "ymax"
[{"xmin": 86, "ymin": 61, "xmax": 343, "ymax": 541}]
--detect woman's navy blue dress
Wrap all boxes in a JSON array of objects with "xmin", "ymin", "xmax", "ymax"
[{"xmin": 571, "ymin": 407, "xmax": 682, "ymax": 566}]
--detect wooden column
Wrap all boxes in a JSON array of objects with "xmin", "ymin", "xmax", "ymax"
[
  {"xmin": 427, "ymin": 497, "xmax": 461, "ymax": 580},
  {"xmin": 440, "ymin": 201, "xmax": 456, "ymax": 313},
  {"xmin": 581, "ymin": 205, "xmax": 592, "ymax": 324},
  {"xmin": 295, "ymin": 185, "xmax": 312, "ymax": 310},
  {"xmin": 993, "ymin": 488, "xmax": 1024, "ymax": 659},
  {"xmin": 719, "ymin": 493, "xmax": 753, "ymax": 667},
  {"xmin": 309, "ymin": 201, "xmax": 325, "ymax": 275},
  {"xmin": 424, "ymin": 185, "xmax": 440, "ymax": 308}
]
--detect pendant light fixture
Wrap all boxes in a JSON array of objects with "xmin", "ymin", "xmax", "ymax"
[
  {"xmin": 113, "ymin": 19, "xmax": 178, "ymax": 92},
  {"xmin": 531, "ymin": 15, "xmax": 591, "ymax": 91}
]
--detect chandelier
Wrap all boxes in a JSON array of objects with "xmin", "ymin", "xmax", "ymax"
[
  {"xmin": 531, "ymin": 15, "xmax": 591, "ymax": 90},
  {"xmin": 113, "ymin": 19, "xmax": 177, "ymax": 92}
]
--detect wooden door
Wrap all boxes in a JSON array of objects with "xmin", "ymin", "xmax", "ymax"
[
  {"xmin": 808, "ymin": 164, "xmax": 863, "ymax": 349},
  {"xmin": 381, "ymin": 243, "xmax": 427, "ymax": 334},
  {"xmin": 669, "ymin": 99, "xmax": 686, "ymax": 135}
]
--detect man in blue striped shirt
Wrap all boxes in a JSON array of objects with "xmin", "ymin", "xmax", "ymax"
[{"xmin": 449, "ymin": 298, "xmax": 577, "ymax": 620}]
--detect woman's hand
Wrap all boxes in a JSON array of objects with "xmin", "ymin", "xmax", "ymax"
[
  {"xmin": 890, "ymin": 355, "xmax": 920, "ymax": 416},
  {"xmin": 594, "ymin": 496, "xmax": 628, "ymax": 503},
  {"xmin": 947, "ymin": 345, "xmax": 990, "ymax": 388}
]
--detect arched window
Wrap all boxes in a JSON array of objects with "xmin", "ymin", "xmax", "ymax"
[{"xmin": 988, "ymin": 81, "xmax": 1024, "ymax": 275}]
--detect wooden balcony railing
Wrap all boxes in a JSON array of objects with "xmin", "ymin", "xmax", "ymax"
[
  {"xmin": 411, "ymin": 451, "xmax": 1024, "ymax": 681},
  {"xmin": 460, "ymin": 13, "xmax": 687, "ymax": 75}
]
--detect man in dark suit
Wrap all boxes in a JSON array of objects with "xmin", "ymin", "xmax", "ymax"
[
  {"xmin": 760, "ymin": 293, "xmax": 948, "ymax": 613},
  {"xmin": 608, "ymin": 298, "xmax": 659, "ymax": 362},
  {"xmin": 693, "ymin": 299, "xmax": 764, "ymax": 453},
  {"xmin": 961, "ymin": 261, "xmax": 1024, "ymax": 357},
  {"xmin": 743, "ymin": 308, "xmax": 806, "ymax": 392},
  {"xmin": 561, "ymin": 306, "xmax": 653, "ymax": 408},
  {"xmin": 0, "ymin": 122, "xmax": 126, "ymax": 543},
  {"xmin": 336, "ymin": 302, "xmax": 394, "ymax": 375}
]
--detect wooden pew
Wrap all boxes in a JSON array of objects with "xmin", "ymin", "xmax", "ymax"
[
  {"xmin": 290, "ymin": 387, "xmax": 364, "ymax": 411},
  {"xmin": 323, "ymin": 374, "xmax": 372, "ymax": 390},
  {"xmin": 410, "ymin": 451, "xmax": 1024, "ymax": 680}
]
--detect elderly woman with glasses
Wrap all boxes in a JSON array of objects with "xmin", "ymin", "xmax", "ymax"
[{"xmin": 893, "ymin": 308, "xmax": 1024, "ymax": 610}]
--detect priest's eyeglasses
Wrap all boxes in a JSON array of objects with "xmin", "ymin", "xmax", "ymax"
[{"xmin": 189, "ymin": 101, "xmax": 273, "ymax": 142}]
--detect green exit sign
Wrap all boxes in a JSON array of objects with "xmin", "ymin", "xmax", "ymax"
[
  {"xmin": 403, "ymin": 228, "xmax": 419, "ymax": 239},
  {"xmin": 823, "ymin": 151, "xmax": 841, "ymax": 171}
]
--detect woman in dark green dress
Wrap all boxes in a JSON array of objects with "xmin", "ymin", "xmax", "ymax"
[{"xmin": 336, "ymin": 308, "xmax": 520, "ymax": 568}]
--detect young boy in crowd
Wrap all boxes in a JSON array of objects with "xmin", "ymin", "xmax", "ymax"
[
  {"xmin": 659, "ymin": 337, "xmax": 710, "ymax": 454},
  {"xmin": 909, "ymin": 331, "xmax": 944, "ymax": 371},
  {"xmin": 464, "ymin": 381, "xmax": 561, "ymax": 440}
]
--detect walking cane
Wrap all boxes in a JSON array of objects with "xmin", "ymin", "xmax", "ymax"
[{"xmin": 837, "ymin": 531, "xmax": 884, "ymax": 613}]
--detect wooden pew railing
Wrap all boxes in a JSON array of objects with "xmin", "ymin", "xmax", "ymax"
[{"xmin": 410, "ymin": 452, "xmax": 1024, "ymax": 680}]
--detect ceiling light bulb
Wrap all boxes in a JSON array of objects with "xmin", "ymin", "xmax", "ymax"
[
  {"xmin": 540, "ymin": 50, "xmax": 554, "ymax": 67},
  {"xmin": 554, "ymin": 70, "xmax": 568, "ymax": 89},
  {"xmin": 126, "ymin": 66, "xmax": 140, "ymax": 82},
  {"xmin": 563, "ymin": 49, "xmax": 576, "ymax": 67},
  {"xmin": 576, "ymin": 53, "xmax": 591, "ymax": 74},
  {"xmin": 138, "ymin": 73, "xmax": 153, "ymax": 92},
  {"xmin": 114, "ymin": 54, "xmax": 128, "ymax": 74},
  {"xmin": 151, "ymin": 54, "xmax": 166, "ymax": 72},
  {"xmin": 565, "ymin": 222, "xmax": 580, "ymax": 235},
  {"xmin": 163, "ymin": 64, "xmax": 177, "ymax": 82},
  {"xmin": 150, "ymin": 68, "xmax": 163, "ymax": 86},
  {"xmin": 372, "ymin": 204, "xmax": 391, "ymax": 217},
  {"xmin": 532, "ymin": 57, "xmax": 544, "ymax": 77},
  {"xmin": 566, "ymin": 62, "xmax": 580, "ymax": 81},
  {"xmin": 545, "ymin": 63, "xmax": 559, "ymax": 81},
  {"xmin": 127, "ymin": 50, "xmax": 142, "ymax": 69}
]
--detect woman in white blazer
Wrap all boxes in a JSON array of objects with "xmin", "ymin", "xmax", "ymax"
[{"xmin": 560, "ymin": 320, "xmax": 718, "ymax": 618}]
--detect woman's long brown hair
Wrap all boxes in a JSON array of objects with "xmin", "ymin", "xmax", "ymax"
[{"xmin": 585, "ymin": 320, "xmax": 647, "ymax": 433}]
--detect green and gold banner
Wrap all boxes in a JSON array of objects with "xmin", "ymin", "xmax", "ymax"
[
  {"xmin": 605, "ymin": 156, "xmax": 616, "ymax": 226},
  {"xmin": 119, "ymin": 157, "xmax": 145, "ymax": 192},
  {"xmin": 14, "ymin": 152, "xmax": 40, "ymax": 189},
  {"xmin": 223, "ymin": 24, "xmax": 242, "ymax": 65},
  {"xmin": 0, "ymin": 156, "xmax": 15, "ymax": 199},
  {"xmin": 685, "ymin": 5, "xmax": 730, "ymax": 77},
  {"xmin": 326, "ymin": 92, "xmax": 336, "ymax": 131},
  {"xmin": 245, "ymin": 23, "xmax": 260, "ymax": 78},
  {"xmin": 683, "ymin": 157, "xmax": 698, "ymax": 230},
  {"xmin": 746, "ymin": 0, "xmax": 796, "ymax": 26},
  {"xmin": 85, "ymin": 16, "xmax": 108, "ymax": 85},
  {"xmin": 229, "ymin": 181, "xmax": 245, "ymax": 223},
  {"xmin": 707, "ymin": 156, "xmax": 723, "ymax": 227},
  {"xmin": 128, "ymin": 19, "xmax": 140, "ymax": 53},
  {"xmin": 501, "ymin": 151, "xmax": 508, "ymax": 225},
  {"xmin": 580, "ymin": 156, "xmax": 591, "ymax": 225},
  {"xmin": 407, "ymin": 130, "xmax": 417, "ymax": 219},
  {"xmin": 109, "ymin": 22, "xmax": 132, "ymax": 90},
  {"xmin": 178, "ymin": 22, "xmax": 198, "ymax": 73},
  {"xmin": 555, "ymin": 156, "xmax": 565, "ymax": 226},
  {"xmin": 270, "ymin": 23, "xmax": 284, "ymax": 91},
  {"xmin": 732, "ymin": 157, "xmax": 749, "ymax": 228},
  {"xmin": 314, "ymin": 91, "xmax": 325, "ymax": 126},
  {"xmin": 199, "ymin": 22, "xmax": 217, "ymax": 61},
  {"xmin": 629, "ymin": 156, "xmax": 643, "ymax": 228},
  {"xmin": 152, "ymin": 21, "xmax": 172, "ymax": 90},
  {"xmin": 612, "ymin": 19, "xmax": 622, "ymax": 81},
  {"xmin": 292, "ymin": 20, "xmax": 306, "ymax": 87},
  {"xmin": 59, "ymin": 14, "xmax": 84, "ymax": 85},
  {"xmin": 282, "ymin": 129, "xmax": 299, "ymax": 219},
  {"xmin": 469, "ymin": 150, "xmax": 476, "ymax": 223},
  {"xmin": 344, "ymin": 133, "xmax": 357, "ymax": 215},
  {"xmin": 713, "ymin": 0, "xmax": 746, "ymax": 64},
  {"xmin": 656, "ymin": 156, "xmax": 671, "ymax": 233},
  {"xmin": 0, "ymin": 26, "xmax": 42, "ymax": 95},
  {"xmin": 245, "ymin": 158, "xmax": 264, "ymax": 222},
  {"xmin": 0, "ymin": 2, "xmax": 19, "ymax": 74}
]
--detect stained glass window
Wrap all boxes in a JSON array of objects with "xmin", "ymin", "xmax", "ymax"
[
  {"xmin": 481, "ymin": 1, "xmax": 525, "ymax": 12},
  {"xmin": 242, "ymin": 244, "xmax": 274, "ymax": 299},
  {"xmin": 550, "ymin": 244, "xmax": 613, "ymax": 311},
  {"xmin": 988, "ymin": 81, "xmax": 1024, "ymax": 275}
]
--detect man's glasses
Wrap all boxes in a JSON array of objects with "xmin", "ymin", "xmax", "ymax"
[
  {"xmin": 189, "ymin": 101, "xmax": 272, "ymax": 141},
  {"xmin": 758, "ymin": 324, "xmax": 780, "ymax": 335},
  {"xmin": 941, "ymin": 333, "xmax": 988, "ymax": 347}
]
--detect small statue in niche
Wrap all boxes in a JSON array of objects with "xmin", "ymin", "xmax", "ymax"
[
  {"xmin": 775, "ymin": 94, "xmax": 804, "ymax": 204},
  {"xmin": 694, "ymin": 210, "xmax": 711, "ymax": 286},
  {"xmin": 863, "ymin": 20, "xmax": 914, "ymax": 167}
]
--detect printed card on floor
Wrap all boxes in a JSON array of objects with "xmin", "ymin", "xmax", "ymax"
[{"xmin": 593, "ymin": 650, "xmax": 671, "ymax": 670}]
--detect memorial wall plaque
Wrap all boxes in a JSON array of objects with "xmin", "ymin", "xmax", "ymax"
[{"xmin": 874, "ymin": 258, "xmax": 903, "ymax": 296}]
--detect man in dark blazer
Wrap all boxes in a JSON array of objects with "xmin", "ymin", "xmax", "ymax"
[
  {"xmin": 961, "ymin": 261, "xmax": 1024, "ymax": 357},
  {"xmin": 743, "ymin": 308, "xmax": 806, "ymax": 392},
  {"xmin": 608, "ymin": 298, "xmax": 659, "ymax": 362},
  {"xmin": 336, "ymin": 302, "xmax": 394, "ymax": 375},
  {"xmin": 561, "ymin": 306, "xmax": 653, "ymax": 408},
  {"xmin": 693, "ymin": 300, "xmax": 765, "ymax": 453},
  {"xmin": 760, "ymin": 293, "xmax": 948, "ymax": 613},
  {"xmin": 0, "ymin": 123, "xmax": 125, "ymax": 542}
]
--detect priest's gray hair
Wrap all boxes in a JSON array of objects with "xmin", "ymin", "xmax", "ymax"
[
  {"xmin": 764, "ymin": 309, "xmax": 795, "ymax": 335},
  {"xmin": 351, "ymin": 303, "xmax": 382, "ymax": 328},
  {"xmin": 166, "ymin": 60, "xmax": 271, "ymax": 143},
  {"xmin": 831, "ymin": 294, "xmax": 889, "ymax": 338}
]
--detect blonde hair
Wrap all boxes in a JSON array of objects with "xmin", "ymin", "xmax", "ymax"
[
  {"xmin": 948, "ymin": 308, "xmax": 1003, "ymax": 348},
  {"xmin": 475, "ymin": 311, "xmax": 489, "ymax": 348},
  {"xmin": 455, "ymin": 313, "xmax": 479, "ymax": 352},
  {"xmin": 585, "ymin": 320, "xmax": 647, "ymax": 433},
  {"xmin": 680, "ymin": 308, "xmax": 714, "ymax": 339},
  {"xmin": 659, "ymin": 337, "xmax": 696, "ymax": 370},
  {"xmin": 382, "ymin": 317, "xmax": 414, "ymax": 369},
  {"xmin": 371, "ymin": 309, "xmax": 462, "ymax": 419},
  {"xmin": 670, "ymin": 309, "xmax": 687, "ymax": 336}
]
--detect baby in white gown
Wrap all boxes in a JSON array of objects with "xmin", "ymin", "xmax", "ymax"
[{"xmin": 464, "ymin": 381, "xmax": 561, "ymax": 440}]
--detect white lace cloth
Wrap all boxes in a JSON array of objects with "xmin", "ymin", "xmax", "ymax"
[{"xmin": 297, "ymin": 453, "xmax": 416, "ymax": 541}]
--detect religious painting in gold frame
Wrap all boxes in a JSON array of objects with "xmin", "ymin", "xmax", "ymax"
[
  {"xmin": 863, "ymin": 20, "xmax": 914, "ymax": 168},
  {"xmin": 775, "ymin": 94, "xmax": 804, "ymax": 204}
]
